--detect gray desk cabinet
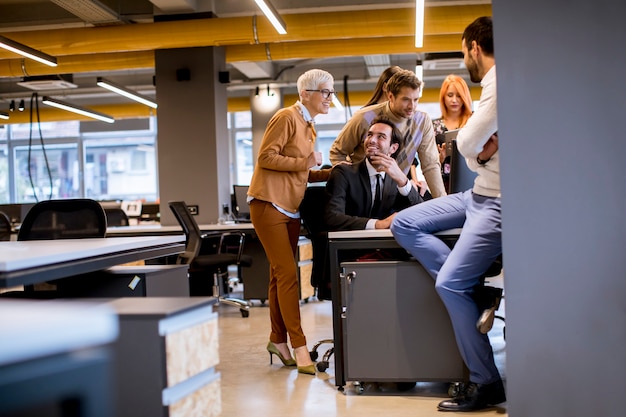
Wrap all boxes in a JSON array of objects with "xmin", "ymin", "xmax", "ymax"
[{"xmin": 340, "ymin": 261, "xmax": 467, "ymax": 384}]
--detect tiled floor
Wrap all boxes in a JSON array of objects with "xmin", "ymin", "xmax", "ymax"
[{"xmin": 216, "ymin": 274, "xmax": 506, "ymax": 417}]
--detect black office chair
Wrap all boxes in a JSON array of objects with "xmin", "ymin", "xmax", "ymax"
[
  {"xmin": 103, "ymin": 207, "xmax": 130, "ymax": 227},
  {"xmin": 169, "ymin": 201, "xmax": 252, "ymax": 317},
  {"xmin": 299, "ymin": 185, "xmax": 335, "ymax": 371},
  {"xmin": 18, "ymin": 198, "xmax": 107, "ymax": 241},
  {"xmin": 6, "ymin": 198, "xmax": 107, "ymax": 298},
  {"xmin": 0, "ymin": 211, "xmax": 11, "ymax": 241}
]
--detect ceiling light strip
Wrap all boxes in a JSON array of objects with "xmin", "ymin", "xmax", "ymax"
[
  {"xmin": 415, "ymin": 0, "xmax": 425, "ymax": 48},
  {"xmin": 0, "ymin": 35, "xmax": 58, "ymax": 67},
  {"xmin": 0, "ymin": 112, "xmax": 9, "ymax": 120},
  {"xmin": 96, "ymin": 77, "xmax": 157, "ymax": 109},
  {"xmin": 254, "ymin": 0, "xmax": 287, "ymax": 35},
  {"xmin": 42, "ymin": 96, "xmax": 114, "ymax": 123}
]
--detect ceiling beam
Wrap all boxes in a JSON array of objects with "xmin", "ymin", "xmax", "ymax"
[
  {"xmin": 0, "ymin": 5, "xmax": 491, "ymax": 60},
  {"xmin": 0, "ymin": 34, "xmax": 464, "ymax": 78}
]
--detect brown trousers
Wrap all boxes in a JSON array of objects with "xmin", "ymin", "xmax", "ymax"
[{"xmin": 249, "ymin": 199, "xmax": 307, "ymax": 348}]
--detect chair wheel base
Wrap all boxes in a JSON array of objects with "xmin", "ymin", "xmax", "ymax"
[{"xmin": 217, "ymin": 296, "xmax": 251, "ymax": 318}]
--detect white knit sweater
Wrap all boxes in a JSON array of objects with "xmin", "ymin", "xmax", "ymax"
[{"xmin": 456, "ymin": 66, "xmax": 500, "ymax": 198}]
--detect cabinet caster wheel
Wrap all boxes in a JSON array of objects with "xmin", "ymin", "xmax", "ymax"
[
  {"xmin": 354, "ymin": 382, "xmax": 364, "ymax": 395},
  {"xmin": 240, "ymin": 308, "xmax": 249, "ymax": 318},
  {"xmin": 448, "ymin": 382, "xmax": 465, "ymax": 397},
  {"xmin": 316, "ymin": 361, "xmax": 328, "ymax": 372}
]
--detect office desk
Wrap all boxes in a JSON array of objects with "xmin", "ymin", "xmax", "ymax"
[
  {"xmin": 107, "ymin": 223, "xmax": 272, "ymax": 302},
  {"xmin": 106, "ymin": 222, "xmax": 254, "ymax": 236},
  {"xmin": 0, "ymin": 300, "xmax": 118, "ymax": 416},
  {"xmin": 327, "ymin": 229, "xmax": 466, "ymax": 391},
  {"xmin": 0, "ymin": 235, "xmax": 185, "ymax": 289}
]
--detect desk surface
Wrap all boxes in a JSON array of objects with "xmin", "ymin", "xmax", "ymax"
[
  {"xmin": 106, "ymin": 222, "xmax": 254, "ymax": 236},
  {"xmin": 328, "ymin": 228, "xmax": 463, "ymax": 240},
  {"xmin": 0, "ymin": 300, "xmax": 118, "ymax": 366},
  {"xmin": 0, "ymin": 235, "xmax": 185, "ymax": 288}
]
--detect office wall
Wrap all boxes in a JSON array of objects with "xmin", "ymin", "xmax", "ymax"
[
  {"xmin": 155, "ymin": 47, "xmax": 229, "ymax": 225},
  {"xmin": 494, "ymin": 1, "xmax": 626, "ymax": 416}
]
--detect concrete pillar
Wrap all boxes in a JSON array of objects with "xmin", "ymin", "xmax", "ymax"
[{"xmin": 155, "ymin": 46, "xmax": 229, "ymax": 225}]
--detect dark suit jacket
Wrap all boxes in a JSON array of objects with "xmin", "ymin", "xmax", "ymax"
[{"xmin": 324, "ymin": 161, "xmax": 422, "ymax": 231}]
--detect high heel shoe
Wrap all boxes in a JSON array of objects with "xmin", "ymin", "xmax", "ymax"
[
  {"xmin": 267, "ymin": 341, "xmax": 296, "ymax": 366},
  {"xmin": 293, "ymin": 346, "xmax": 316, "ymax": 375},
  {"xmin": 297, "ymin": 364, "xmax": 316, "ymax": 375}
]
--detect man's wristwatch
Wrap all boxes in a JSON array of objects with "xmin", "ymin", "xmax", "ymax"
[{"xmin": 477, "ymin": 155, "xmax": 490, "ymax": 165}]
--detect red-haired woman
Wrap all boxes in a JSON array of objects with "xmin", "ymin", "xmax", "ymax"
[{"xmin": 433, "ymin": 74, "xmax": 473, "ymax": 191}]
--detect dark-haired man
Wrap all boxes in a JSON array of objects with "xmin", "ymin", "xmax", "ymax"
[
  {"xmin": 325, "ymin": 117, "xmax": 422, "ymax": 231},
  {"xmin": 391, "ymin": 16, "xmax": 505, "ymax": 412},
  {"xmin": 329, "ymin": 69, "xmax": 446, "ymax": 198}
]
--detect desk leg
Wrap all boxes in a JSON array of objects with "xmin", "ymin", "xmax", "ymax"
[{"xmin": 328, "ymin": 241, "xmax": 346, "ymax": 390}]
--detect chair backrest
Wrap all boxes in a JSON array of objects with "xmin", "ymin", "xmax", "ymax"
[
  {"xmin": 0, "ymin": 211, "xmax": 11, "ymax": 241},
  {"xmin": 169, "ymin": 201, "xmax": 248, "ymax": 266},
  {"xmin": 300, "ymin": 185, "xmax": 329, "ymax": 235},
  {"xmin": 17, "ymin": 199, "xmax": 107, "ymax": 241},
  {"xmin": 104, "ymin": 207, "xmax": 130, "ymax": 227},
  {"xmin": 299, "ymin": 185, "xmax": 332, "ymax": 300},
  {"xmin": 168, "ymin": 201, "xmax": 204, "ymax": 264},
  {"xmin": 219, "ymin": 232, "xmax": 246, "ymax": 260}
]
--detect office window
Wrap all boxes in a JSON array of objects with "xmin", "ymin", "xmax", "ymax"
[
  {"xmin": 230, "ymin": 111, "xmax": 253, "ymax": 185},
  {"xmin": 83, "ymin": 136, "xmax": 157, "ymax": 202},
  {"xmin": 235, "ymin": 131, "xmax": 253, "ymax": 185},
  {"xmin": 10, "ymin": 121, "xmax": 79, "ymax": 139},
  {"xmin": 13, "ymin": 143, "xmax": 79, "ymax": 202},
  {"xmin": 233, "ymin": 111, "xmax": 252, "ymax": 128},
  {"xmin": 0, "ymin": 142, "xmax": 7, "ymax": 204}
]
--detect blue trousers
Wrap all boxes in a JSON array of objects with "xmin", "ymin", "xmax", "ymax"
[{"xmin": 391, "ymin": 190, "xmax": 502, "ymax": 384}]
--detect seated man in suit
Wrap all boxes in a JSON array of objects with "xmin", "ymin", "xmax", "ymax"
[{"xmin": 324, "ymin": 117, "xmax": 423, "ymax": 231}]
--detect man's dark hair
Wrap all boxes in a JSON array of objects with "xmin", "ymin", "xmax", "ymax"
[
  {"xmin": 369, "ymin": 117, "xmax": 403, "ymax": 157},
  {"xmin": 384, "ymin": 69, "xmax": 421, "ymax": 98},
  {"xmin": 462, "ymin": 16, "xmax": 494, "ymax": 56}
]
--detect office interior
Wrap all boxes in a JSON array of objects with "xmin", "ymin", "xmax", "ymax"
[{"xmin": 1, "ymin": 1, "xmax": 625, "ymax": 417}]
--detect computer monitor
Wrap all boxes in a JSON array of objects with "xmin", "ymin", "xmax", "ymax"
[
  {"xmin": 0, "ymin": 203, "xmax": 34, "ymax": 225},
  {"xmin": 449, "ymin": 139, "xmax": 478, "ymax": 194},
  {"xmin": 232, "ymin": 185, "xmax": 250, "ymax": 220},
  {"xmin": 140, "ymin": 202, "xmax": 160, "ymax": 222}
]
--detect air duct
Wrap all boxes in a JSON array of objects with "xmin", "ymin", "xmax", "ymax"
[
  {"xmin": 50, "ymin": 0, "xmax": 123, "ymax": 26},
  {"xmin": 17, "ymin": 74, "xmax": 77, "ymax": 91}
]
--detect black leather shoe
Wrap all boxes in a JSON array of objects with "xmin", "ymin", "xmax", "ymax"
[
  {"xmin": 473, "ymin": 285, "xmax": 503, "ymax": 334},
  {"xmin": 437, "ymin": 379, "xmax": 506, "ymax": 412}
]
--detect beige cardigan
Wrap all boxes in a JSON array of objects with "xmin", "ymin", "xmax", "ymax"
[{"xmin": 248, "ymin": 104, "xmax": 328, "ymax": 214}]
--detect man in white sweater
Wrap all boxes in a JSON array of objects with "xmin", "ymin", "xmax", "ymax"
[{"xmin": 391, "ymin": 16, "xmax": 505, "ymax": 412}]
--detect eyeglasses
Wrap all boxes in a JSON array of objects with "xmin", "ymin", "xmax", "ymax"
[{"xmin": 306, "ymin": 89, "xmax": 335, "ymax": 99}]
